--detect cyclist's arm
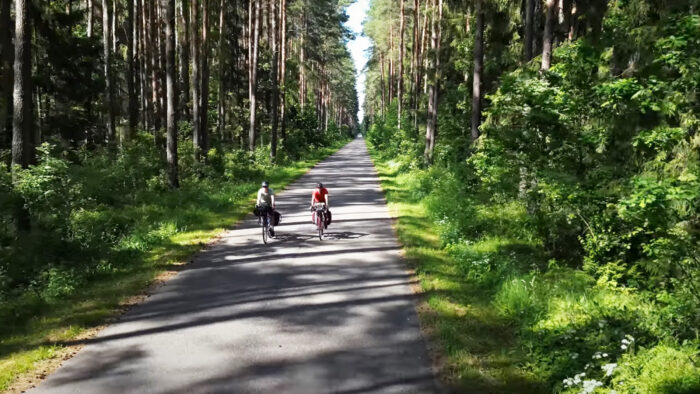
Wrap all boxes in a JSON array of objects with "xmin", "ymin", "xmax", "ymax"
[
  {"xmin": 256, "ymin": 189, "xmax": 262, "ymax": 206},
  {"xmin": 271, "ymin": 194, "xmax": 276, "ymax": 209},
  {"xmin": 325, "ymin": 194, "xmax": 330, "ymax": 209}
]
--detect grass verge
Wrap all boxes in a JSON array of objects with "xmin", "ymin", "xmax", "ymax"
[
  {"xmin": 368, "ymin": 149, "xmax": 546, "ymax": 393},
  {"xmin": 0, "ymin": 141, "xmax": 349, "ymax": 393}
]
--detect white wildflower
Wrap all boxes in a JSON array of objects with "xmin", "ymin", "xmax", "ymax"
[
  {"xmin": 601, "ymin": 363, "xmax": 617, "ymax": 377},
  {"xmin": 581, "ymin": 379, "xmax": 603, "ymax": 394},
  {"xmin": 571, "ymin": 352, "xmax": 579, "ymax": 360}
]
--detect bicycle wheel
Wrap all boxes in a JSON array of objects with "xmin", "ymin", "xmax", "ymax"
[
  {"xmin": 262, "ymin": 216, "xmax": 268, "ymax": 244},
  {"xmin": 317, "ymin": 212, "xmax": 324, "ymax": 240}
]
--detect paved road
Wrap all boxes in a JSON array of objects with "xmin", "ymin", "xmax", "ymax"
[{"xmin": 32, "ymin": 138, "xmax": 439, "ymax": 394}]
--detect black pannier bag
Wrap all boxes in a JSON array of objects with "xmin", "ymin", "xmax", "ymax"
[
  {"xmin": 273, "ymin": 210, "xmax": 281, "ymax": 226},
  {"xmin": 253, "ymin": 206, "xmax": 261, "ymax": 217},
  {"xmin": 325, "ymin": 210, "xmax": 332, "ymax": 226}
]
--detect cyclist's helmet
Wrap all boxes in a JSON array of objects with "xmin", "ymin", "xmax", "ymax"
[
  {"xmin": 316, "ymin": 182, "xmax": 323, "ymax": 188},
  {"xmin": 262, "ymin": 181, "xmax": 269, "ymax": 187}
]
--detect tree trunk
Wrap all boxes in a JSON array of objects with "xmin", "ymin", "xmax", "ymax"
[
  {"xmin": 88, "ymin": 0, "xmax": 94, "ymax": 37},
  {"xmin": 248, "ymin": 0, "xmax": 260, "ymax": 151},
  {"xmin": 419, "ymin": 2, "xmax": 428, "ymax": 94},
  {"xmin": 0, "ymin": 0, "xmax": 12, "ymax": 149},
  {"xmin": 164, "ymin": 0, "xmax": 178, "ymax": 188},
  {"xmin": 140, "ymin": 0, "xmax": 152, "ymax": 130},
  {"xmin": 12, "ymin": 0, "xmax": 33, "ymax": 230},
  {"xmin": 200, "ymin": 0, "xmax": 210, "ymax": 155},
  {"xmin": 150, "ymin": 0, "xmax": 162, "ymax": 133},
  {"xmin": 178, "ymin": 0, "xmax": 190, "ymax": 116},
  {"xmin": 217, "ymin": 0, "xmax": 226, "ymax": 140},
  {"xmin": 102, "ymin": 0, "xmax": 116, "ymax": 144},
  {"xmin": 398, "ymin": 0, "xmax": 405, "ymax": 130},
  {"xmin": 126, "ymin": 0, "xmax": 137, "ymax": 140},
  {"xmin": 471, "ymin": 0, "xmax": 484, "ymax": 142},
  {"xmin": 541, "ymin": 0, "xmax": 556, "ymax": 70},
  {"xmin": 411, "ymin": 0, "xmax": 419, "ymax": 132},
  {"xmin": 524, "ymin": 0, "xmax": 535, "ymax": 61},
  {"xmin": 279, "ymin": 0, "xmax": 286, "ymax": 140},
  {"xmin": 111, "ymin": 0, "xmax": 117, "ymax": 53},
  {"xmin": 299, "ymin": 8, "xmax": 306, "ymax": 111},
  {"xmin": 270, "ymin": 0, "xmax": 279, "ymax": 160},
  {"xmin": 424, "ymin": 0, "xmax": 435, "ymax": 162},
  {"xmin": 561, "ymin": 0, "xmax": 572, "ymax": 42},
  {"xmin": 424, "ymin": 0, "xmax": 441, "ymax": 162},
  {"xmin": 388, "ymin": 27, "xmax": 393, "ymax": 101},
  {"xmin": 380, "ymin": 51, "xmax": 386, "ymax": 119},
  {"xmin": 191, "ymin": 0, "xmax": 202, "ymax": 159},
  {"xmin": 159, "ymin": 5, "xmax": 167, "ymax": 132}
]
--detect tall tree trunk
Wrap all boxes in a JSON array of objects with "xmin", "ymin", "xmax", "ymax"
[
  {"xmin": 388, "ymin": 27, "xmax": 393, "ymax": 101},
  {"xmin": 270, "ymin": 0, "xmax": 279, "ymax": 160},
  {"xmin": 0, "ymin": 0, "xmax": 12, "ymax": 149},
  {"xmin": 88, "ymin": 0, "xmax": 94, "ymax": 37},
  {"xmin": 178, "ymin": 0, "xmax": 190, "ymax": 116},
  {"xmin": 200, "ymin": 0, "xmax": 210, "ymax": 154},
  {"xmin": 411, "ymin": 0, "xmax": 419, "ymax": 132},
  {"xmin": 164, "ymin": 0, "xmax": 178, "ymax": 188},
  {"xmin": 380, "ymin": 51, "xmax": 386, "ymax": 119},
  {"xmin": 102, "ymin": 0, "xmax": 116, "ymax": 144},
  {"xmin": 158, "ymin": 5, "xmax": 167, "ymax": 132},
  {"xmin": 279, "ymin": 0, "xmax": 286, "ymax": 140},
  {"xmin": 140, "ymin": 0, "xmax": 152, "ymax": 130},
  {"xmin": 191, "ymin": 0, "xmax": 202, "ymax": 159},
  {"xmin": 561, "ymin": 0, "xmax": 572, "ymax": 42},
  {"xmin": 424, "ymin": 0, "xmax": 441, "ymax": 162},
  {"xmin": 150, "ymin": 0, "xmax": 162, "ymax": 133},
  {"xmin": 419, "ymin": 2, "xmax": 428, "ymax": 94},
  {"xmin": 248, "ymin": 0, "xmax": 260, "ymax": 151},
  {"xmin": 471, "ymin": 0, "xmax": 484, "ymax": 142},
  {"xmin": 217, "ymin": 0, "xmax": 226, "ymax": 140},
  {"xmin": 299, "ymin": 8, "xmax": 306, "ymax": 111},
  {"xmin": 568, "ymin": 0, "xmax": 577, "ymax": 40},
  {"xmin": 12, "ymin": 0, "xmax": 33, "ymax": 230},
  {"xmin": 524, "ymin": 0, "xmax": 535, "ymax": 61},
  {"xmin": 541, "ymin": 0, "xmax": 556, "ymax": 70},
  {"xmin": 126, "ymin": 0, "xmax": 137, "ymax": 140},
  {"xmin": 398, "ymin": 0, "xmax": 405, "ymax": 130},
  {"xmin": 111, "ymin": 0, "xmax": 117, "ymax": 53},
  {"xmin": 431, "ymin": 0, "xmax": 442, "ymax": 154}
]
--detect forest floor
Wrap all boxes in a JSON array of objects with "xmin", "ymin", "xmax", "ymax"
[
  {"xmin": 0, "ymin": 141, "xmax": 349, "ymax": 393},
  {"xmin": 368, "ymin": 148, "xmax": 547, "ymax": 393}
]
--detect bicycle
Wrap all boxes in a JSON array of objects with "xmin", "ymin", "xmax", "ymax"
[
  {"xmin": 312, "ymin": 203, "xmax": 327, "ymax": 240},
  {"xmin": 257, "ymin": 204, "xmax": 275, "ymax": 244}
]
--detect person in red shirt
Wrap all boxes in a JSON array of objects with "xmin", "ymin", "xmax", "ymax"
[{"xmin": 310, "ymin": 182, "xmax": 330, "ymax": 227}]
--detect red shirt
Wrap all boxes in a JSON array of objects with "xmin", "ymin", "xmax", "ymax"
[{"xmin": 312, "ymin": 187, "xmax": 329, "ymax": 203}]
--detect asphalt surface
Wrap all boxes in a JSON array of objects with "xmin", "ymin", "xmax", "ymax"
[{"xmin": 31, "ymin": 138, "xmax": 439, "ymax": 394}]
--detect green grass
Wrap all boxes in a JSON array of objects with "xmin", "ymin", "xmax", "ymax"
[
  {"xmin": 369, "ymin": 153, "xmax": 546, "ymax": 393},
  {"xmin": 0, "ymin": 141, "xmax": 348, "ymax": 392}
]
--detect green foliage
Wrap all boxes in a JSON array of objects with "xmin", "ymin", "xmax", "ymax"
[{"xmin": 367, "ymin": 1, "xmax": 700, "ymax": 391}]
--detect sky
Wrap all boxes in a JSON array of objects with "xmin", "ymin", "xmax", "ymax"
[{"xmin": 345, "ymin": 0, "xmax": 371, "ymax": 120}]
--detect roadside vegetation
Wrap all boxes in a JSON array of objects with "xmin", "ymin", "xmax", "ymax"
[{"xmin": 365, "ymin": 0, "xmax": 699, "ymax": 392}]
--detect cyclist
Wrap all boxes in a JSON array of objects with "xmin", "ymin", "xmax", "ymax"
[
  {"xmin": 257, "ymin": 181, "xmax": 276, "ymax": 237},
  {"xmin": 310, "ymin": 182, "xmax": 330, "ymax": 228}
]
